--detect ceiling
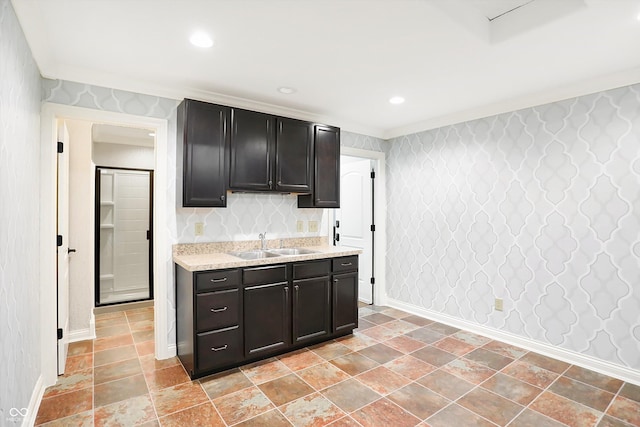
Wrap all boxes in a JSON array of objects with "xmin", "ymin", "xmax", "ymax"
[{"xmin": 12, "ymin": 0, "xmax": 640, "ymax": 139}]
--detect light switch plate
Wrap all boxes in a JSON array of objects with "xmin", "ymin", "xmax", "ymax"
[
  {"xmin": 495, "ymin": 298, "xmax": 503, "ymax": 312},
  {"xmin": 296, "ymin": 220, "xmax": 304, "ymax": 233},
  {"xmin": 194, "ymin": 222, "xmax": 204, "ymax": 236},
  {"xmin": 308, "ymin": 220, "xmax": 318, "ymax": 232}
]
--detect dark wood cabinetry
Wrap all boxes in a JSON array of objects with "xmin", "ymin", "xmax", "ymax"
[
  {"xmin": 298, "ymin": 125, "xmax": 340, "ymax": 208},
  {"xmin": 177, "ymin": 99, "xmax": 229, "ymax": 207},
  {"xmin": 275, "ymin": 118, "xmax": 313, "ymax": 193},
  {"xmin": 176, "ymin": 255, "xmax": 357, "ymax": 379},
  {"xmin": 229, "ymin": 109, "xmax": 274, "ymax": 191}
]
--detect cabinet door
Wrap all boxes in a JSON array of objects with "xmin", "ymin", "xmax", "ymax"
[
  {"xmin": 298, "ymin": 124, "xmax": 340, "ymax": 208},
  {"xmin": 179, "ymin": 100, "xmax": 229, "ymax": 207},
  {"xmin": 333, "ymin": 271, "xmax": 358, "ymax": 334},
  {"xmin": 292, "ymin": 277, "xmax": 330, "ymax": 344},
  {"xmin": 275, "ymin": 118, "xmax": 312, "ymax": 193},
  {"xmin": 244, "ymin": 282, "xmax": 291, "ymax": 357},
  {"xmin": 229, "ymin": 109, "xmax": 275, "ymax": 191}
]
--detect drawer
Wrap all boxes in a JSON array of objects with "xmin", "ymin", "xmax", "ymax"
[
  {"xmin": 332, "ymin": 256, "xmax": 358, "ymax": 273},
  {"xmin": 196, "ymin": 268, "xmax": 241, "ymax": 292},
  {"xmin": 293, "ymin": 259, "xmax": 330, "ymax": 280},
  {"xmin": 196, "ymin": 288, "xmax": 240, "ymax": 332},
  {"xmin": 196, "ymin": 326, "xmax": 242, "ymax": 372},
  {"xmin": 243, "ymin": 264, "xmax": 287, "ymax": 286}
]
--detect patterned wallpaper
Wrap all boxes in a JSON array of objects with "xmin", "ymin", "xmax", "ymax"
[
  {"xmin": 386, "ymin": 84, "xmax": 640, "ymax": 371},
  {"xmin": 0, "ymin": 0, "xmax": 43, "ymax": 421}
]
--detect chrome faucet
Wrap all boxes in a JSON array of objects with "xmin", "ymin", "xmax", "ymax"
[{"xmin": 259, "ymin": 232, "xmax": 267, "ymax": 250}]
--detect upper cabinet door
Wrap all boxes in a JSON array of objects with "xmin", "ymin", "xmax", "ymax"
[
  {"xmin": 275, "ymin": 118, "xmax": 312, "ymax": 193},
  {"xmin": 299, "ymin": 124, "xmax": 340, "ymax": 208},
  {"xmin": 229, "ymin": 109, "xmax": 275, "ymax": 191},
  {"xmin": 179, "ymin": 99, "xmax": 229, "ymax": 207}
]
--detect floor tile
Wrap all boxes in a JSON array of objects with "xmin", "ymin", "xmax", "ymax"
[
  {"xmin": 502, "ymin": 360, "xmax": 558, "ymax": 388},
  {"xmin": 36, "ymin": 410, "xmax": 93, "ymax": 427},
  {"xmin": 258, "ymin": 373, "xmax": 314, "ymax": 406},
  {"xmin": 310, "ymin": 341, "xmax": 353, "ymax": 360},
  {"xmin": 126, "ymin": 309, "xmax": 154, "ymax": 322},
  {"xmin": 151, "ymin": 381, "xmax": 209, "ymax": 417},
  {"xmin": 424, "ymin": 322, "xmax": 460, "ymax": 336},
  {"xmin": 362, "ymin": 312, "xmax": 395, "ymax": 325},
  {"xmin": 358, "ymin": 343, "xmax": 404, "ymax": 364},
  {"xmin": 336, "ymin": 333, "xmax": 380, "ymax": 351},
  {"xmin": 457, "ymin": 387, "xmax": 523, "ymax": 426},
  {"xmin": 326, "ymin": 416, "xmax": 361, "ymax": 427},
  {"xmin": 322, "ymin": 378, "xmax": 382, "ymax": 413},
  {"xmin": 213, "ymin": 386, "xmax": 274, "ymax": 425},
  {"xmin": 482, "ymin": 340, "xmax": 528, "ymax": 359},
  {"xmin": 381, "ymin": 308, "xmax": 410, "ymax": 319},
  {"xmin": 404, "ymin": 327, "xmax": 445, "ymax": 344},
  {"xmin": 144, "ymin": 364, "xmax": 189, "ymax": 391},
  {"xmin": 42, "ymin": 368, "xmax": 93, "ymax": 398},
  {"xmin": 426, "ymin": 403, "xmax": 495, "ymax": 427},
  {"xmin": 94, "ymin": 373, "xmax": 148, "ymax": 407},
  {"xmin": 64, "ymin": 353, "xmax": 93, "ymax": 374},
  {"xmin": 382, "ymin": 319, "xmax": 421, "ymax": 335},
  {"xmin": 441, "ymin": 358, "xmax": 495, "ymax": 384},
  {"xmin": 133, "ymin": 329, "xmax": 155, "ymax": 343},
  {"xmin": 432, "ymin": 336, "xmax": 476, "ymax": 356},
  {"xmin": 94, "ymin": 394, "xmax": 156, "ymax": 427},
  {"xmin": 463, "ymin": 347, "xmax": 514, "ymax": 370},
  {"xmin": 129, "ymin": 319, "xmax": 154, "ymax": 332},
  {"xmin": 200, "ymin": 367, "xmax": 254, "ymax": 399},
  {"xmin": 565, "ymin": 365, "xmax": 624, "ymax": 393},
  {"xmin": 280, "ymin": 392, "xmax": 345, "ymax": 427},
  {"xmin": 508, "ymin": 409, "xmax": 566, "ymax": 427},
  {"xmin": 384, "ymin": 335, "xmax": 427, "ymax": 353},
  {"xmin": 136, "ymin": 340, "xmax": 155, "ymax": 356},
  {"xmin": 451, "ymin": 331, "xmax": 491, "ymax": 347},
  {"xmin": 598, "ymin": 415, "xmax": 638, "ymax": 427},
  {"xmin": 519, "ymin": 352, "xmax": 570, "ymax": 374},
  {"xmin": 356, "ymin": 366, "xmax": 411, "ymax": 395},
  {"xmin": 360, "ymin": 324, "xmax": 402, "ymax": 342},
  {"xmin": 384, "ymin": 355, "xmax": 435, "ymax": 380},
  {"xmin": 94, "ymin": 333, "xmax": 134, "ymax": 352},
  {"xmin": 417, "ymin": 369, "xmax": 475, "ymax": 400},
  {"xmin": 619, "ymin": 382, "xmax": 640, "ymax": 403},
  {"xmin": 158, "ymin": 402, "xmax": 225, "ymax": 427},
  {"xmin": 549, "ymin": 375, "xmax": 615, "ymax": 411},
  {"xmin": 241, "ymin": 357, "xmax": 292, "ymax": 384},
  {"xmin": 480, "ymin": 372, "xmax": 542, "ymax": 405},
  {"xmin": 355, "ymin": 318, "xmax": 377, "ymax": 331},
  {"xmin": 139, "ymin": 354, "xmax": 180, "ymax": 373},
  {"xmin": 278, "ymin": 348, "xmax": 325, "ymax": 371},
  {"xmin": 95, "ymin": 323, "xmax": 130, "ymax": 339},
  {"xmin": 298, "ymin": 362, "xmax": 351, "ymax": 390},
  {"xmin": 94, "ymin": 357, "xmax": 142, "ymax": 385},
  {"xmin": 235, "ymin": 409, "xmax": 293, "ymax": 427},
  {"xmin": 411, "ymin": 346, "xmax": 457, "ymax": 367},
  {"xmin": 402, "ymin": 315, "xmax": 434, "ymax": 327},
  {"xmin": 94, "ymin": 345, "xmax": 138, "ymax": 367},
  {"xmin": 529, "ymin": 391, "xmax": 602, "ymax": 427},
  {"xmin": 606, "ymin": 395, "xmax": 640, "ymax": 426},
  {"xmin": 387, "ymin": 382, "xmax": 449, "ymax": 420},
  {"xmin": 351, "ymin": 398, "xmax": 421, "ymax": 427},
  {"xmin": 329, "ymin": 352, "xmax": 379, "ymax": 376},
  {"xmin": 67, "ymin": 340, "xmax": 93, "ymax": 356},
  {"xmin": 35, "ymin": 387, "xmax": 93, "ymax": 425}
]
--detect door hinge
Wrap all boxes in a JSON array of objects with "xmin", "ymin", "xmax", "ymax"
[
  {"xmin": 335, "ymin": 233, "xmax": 340, "ymax": 242},
  {"xmin": 57, "ymin": 235, "xmax": 63, "ymax": 247},
  {"xmin": 335, "ymin": 220, "xmax": 340, "ymax": 228},
  {"xmin": 57, "ymin": 142, "xmax": 63, "ymax": 153},
  {"xmin": 370, "ymin": 224, "xmax": 375, "ymax": 232},
  {"xmin": 146, "ymin": 230, "xmax": 151, "ymax": 240},
  {"xmin": 371, "ymin": 170, "xmax": 375, "ymax": 179},
  {"xmin": 370, "ymin": 277, "xmax": 375, "ymax": 285},
  {"xmin": 57, "ymin": 328, "xmax": 63, "ymax": 340}
]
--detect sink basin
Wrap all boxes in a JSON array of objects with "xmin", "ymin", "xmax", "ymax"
[
  {"xmin": 267, "ymin": 248, "xmax": 318, "ymax": 256},
  {"xmin": 229, "ymin": 250, "xmax": 282, "ymax": 260}
]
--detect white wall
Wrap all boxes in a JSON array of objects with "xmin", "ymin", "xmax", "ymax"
[
  {"xmin": 93, "ymin": 141, "xmax": 154, "ymax": 170},
  {"xmin": 0, "ymin": 0, "xmax": 43, "ymax": 421}
]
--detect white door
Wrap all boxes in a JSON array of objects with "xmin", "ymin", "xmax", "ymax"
[
  {"xmin": 334, "ymin": 156, "xmax": 373, "ymax": 303},
  {"xmin": 57, "ymin": 121, "xmax": 70, "ymax": 375}
]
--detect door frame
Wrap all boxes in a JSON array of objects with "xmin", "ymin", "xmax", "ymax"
[
  {"xmin": 40, "ymin": 103, "xmax": 170, "ymax": 387},
  {"xmin": 331, "ymin": 146, "xmax": 387, "ymax": 307}
]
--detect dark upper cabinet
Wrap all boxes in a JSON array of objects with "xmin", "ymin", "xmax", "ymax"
[
  {"xmin": 229, "ymin": 110, "xmax": 312, "ymax": 193},
  {"xmin": 178, "ymin": 99, "xmax": 229, "ymax": 207},
  {"xmin": 298, "ymin": 124, "xmax": 340, "ymax": 208},
  {"xmin": 229, "ymin": 109, "xmax": 275, "ymax": 191},
  {"xmin": 275, "ymin": 118, "xmax": 312, "ymax": 193}
]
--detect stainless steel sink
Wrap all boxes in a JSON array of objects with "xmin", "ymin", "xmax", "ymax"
[
  {"xmin": 229, "ymin": 250, "xmax": 282, "ymax": 260},
  {"xmin": 267, "ymin": 248, "xmax": 318, "ymax": 256}
]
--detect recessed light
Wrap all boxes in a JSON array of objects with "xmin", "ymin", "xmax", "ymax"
[
  {"xmin": 190, "ymin": 31, "xmax": 214, "ymax": 48},
  {"xmin": 389, "ymin": 96, "xmax": 405, "ymax": 105},
  {"xmin": 278, "ymin": 87, "xmax": 297, "ymax": 95}
]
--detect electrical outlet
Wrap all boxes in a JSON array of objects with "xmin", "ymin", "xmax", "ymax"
[
  {"xmin": 296, "ymin": 220, "xmax": 304, "ymax": 233},
  {"xmin": 194, "ymin": 222, "xmax": 204, "ymax": 236},
  {"xmin": 495, "ymin": 298, "xmax": 504, "ymax": 312},
  {"xmin": 308, "ymin": 220, "xmax": 318, "ymax": 232}
]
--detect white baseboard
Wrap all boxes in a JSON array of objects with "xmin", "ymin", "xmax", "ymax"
[
  {"xmin": 67, "ymin": 328, "xmax": 96, "ymax": 343},
  {"xmin": 21, "ymin": 374, "xmax": 45, "ymax": 427},
  {"xmin": 386, "ymin": 298, "xmax": 640, "ymax": 387}
]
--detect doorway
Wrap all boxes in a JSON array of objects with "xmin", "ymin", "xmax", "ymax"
[{"xmin": 95, "ymin": 167, "xmax": 154, "ymax": 306}]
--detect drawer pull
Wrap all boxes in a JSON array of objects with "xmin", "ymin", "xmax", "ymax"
[
  {"xmin": 211, "ymin": 345, "xmax": 228, "ymax": 352},
  {"xmin": 210, "ymin": 306, "xmax": 228, "ymax": 313},
  {"xmin": 210, "ymin": 277, "xmax": 228, "ymax": 283},
  {"xmin": 341, "ymin": 262, "xmax": 353, "ymax": 266}
]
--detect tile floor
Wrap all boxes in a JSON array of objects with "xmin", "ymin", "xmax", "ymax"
[{"xmin": 35, "ymin": 304, "xmax": 640, "ymax": 427}]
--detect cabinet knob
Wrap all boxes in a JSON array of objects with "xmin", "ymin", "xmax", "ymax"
[
  {"xmin": 278, "ymin": 180, "xmax": 282, "ymax": 186},
  {"xmin": 221, "ymin": 195, "xmax": 225, "ymax": 201},
  {"xmin": 334, "ymin": 279, "xmax": 339, "ymax": 283},
  {"xmin": 211, "ymin": 345, "xmax": 228, "ymax": 352},
  {"xmin": 210, "ymin": 306, "xmax": 228, "ymax": 313},
  {"xmin": 269, "ymin": 180, "xmax": 273, "ymax": 188}
]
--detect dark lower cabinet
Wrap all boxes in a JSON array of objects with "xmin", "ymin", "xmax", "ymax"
[{"xmin": 176, "ymin": 255, "xmax": 357, "ymax": 379}]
